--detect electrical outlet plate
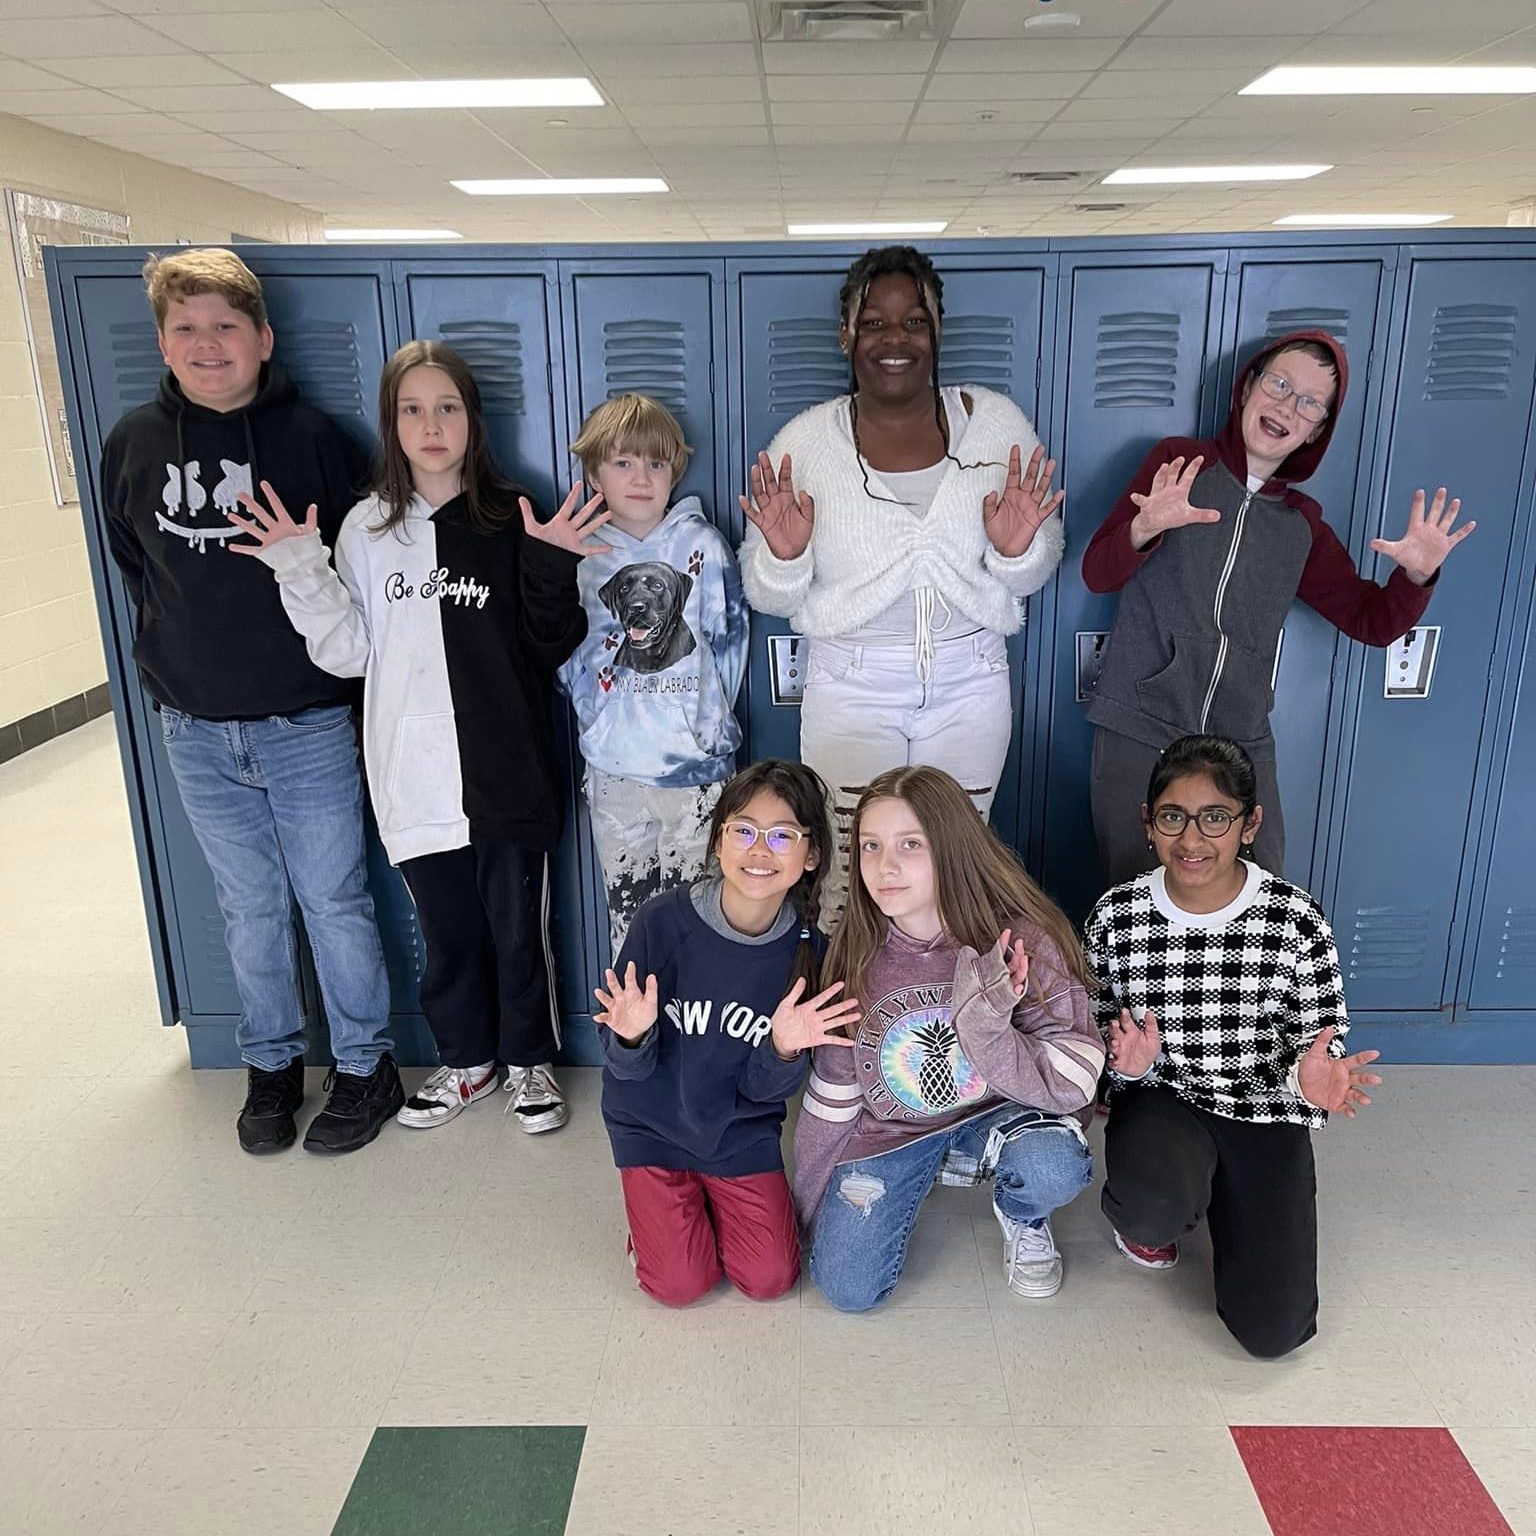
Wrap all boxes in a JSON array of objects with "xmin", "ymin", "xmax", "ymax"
[
  {"xmin": 1384, "ymin": 625, "xmax": 1440, "ymax": 699},
  {"xmin": 768, "ymin": 634, "xmax": 806, "ymax": 705},
  {"xmin": 1075, "ymin": 631, "xmax": 1110, "ymax": 703}
]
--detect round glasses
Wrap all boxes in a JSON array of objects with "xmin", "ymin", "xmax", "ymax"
[
  {"xmin": 721, "ymin": 821, "xmax": 808, "ymax": 855},
  {"xmin": 1151, "ymin": 807, "xmax": 1243, "ymax": 838},
  {"xmin": 1256, "ymin": 370, "xmax": 1331, "ymax": 424}
]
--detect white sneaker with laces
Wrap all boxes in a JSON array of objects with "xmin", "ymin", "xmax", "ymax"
[
  {"xmin": 503, "ymin": 1063, "xmax": 569, "ymax": 1133},
  {"xmin": 396, "ymin": 1063, "xmax": 499, "ymax": 1129},
  {"xmin": 993, "ymin": 1203, "xmax": 1063, "ymax": 1298}
]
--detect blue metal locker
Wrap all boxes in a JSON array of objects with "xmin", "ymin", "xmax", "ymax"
[
  {"xmin": 1325, "ymin": 254, "xmax": 1536, "ymax": 1015},
  {"xmin": 1039, "ymin": 252, "xmax": 1229, "ymax": 922},
  {"xmin": 1217, "ymin": 251, "xmax": 1395, "ymax": 891}
]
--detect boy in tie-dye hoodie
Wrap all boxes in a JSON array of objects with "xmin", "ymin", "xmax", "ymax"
[{"xmin": 559, "ymin": 394, "xmax": 749, "ymax": 959}]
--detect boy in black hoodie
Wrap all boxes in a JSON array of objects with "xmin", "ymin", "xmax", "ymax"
[
  {"xmin": 101, "ymin": 248, "xmax": 402, "ymax": 1155},
  {"xmin": 1082, "ymin": 329, "xmax": 1474, "ymax": 884}
]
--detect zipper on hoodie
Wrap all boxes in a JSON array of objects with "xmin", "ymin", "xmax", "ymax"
[{"xmin": 1197, "ymin": 487, "xmax": 1254, "ymax": 733}]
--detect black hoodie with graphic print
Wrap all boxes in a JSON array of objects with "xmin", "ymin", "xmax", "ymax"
[{"xmin": 100, "ymin": 365, "xmax": 368, "ymax": 719}]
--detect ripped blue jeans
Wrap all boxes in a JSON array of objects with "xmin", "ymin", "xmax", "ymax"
[{"xmin": 808, "ymin": 1106, "xmax": 1094, "ymax": 1312}]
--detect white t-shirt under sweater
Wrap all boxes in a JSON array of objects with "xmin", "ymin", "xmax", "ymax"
[{"xmin": 738, "ymin": 384, "xmax": 1064, "ymax": 644}]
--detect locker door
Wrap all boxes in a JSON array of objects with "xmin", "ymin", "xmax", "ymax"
[
  {"xmin": 730, "ymin": 258, "xmax": 1050, "ymax": 835},
  {"xmin": 1330, "ymin": 256, "xmax": 1536, "ymax": 1012},
  {"xmin": 1220, "ymin": 252, "xmax": 1394, "ymax": 889},
  {"xmin": 401, "ymin": 266, "xmax": 561, "ymax": 509},
  {"xmin": 1041, "ymin": 254, "xmax": 1228, "ymax": 922}
]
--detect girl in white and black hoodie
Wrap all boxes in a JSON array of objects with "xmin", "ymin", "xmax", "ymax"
[{"xmin": 228, "ymin": 340, "xmax": 611, "ymax": 1134}]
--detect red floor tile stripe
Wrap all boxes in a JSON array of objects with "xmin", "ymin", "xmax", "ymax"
[{"xmin": 1231, "ymin": 1427, "xmax": 1515, "ymax": 1536}]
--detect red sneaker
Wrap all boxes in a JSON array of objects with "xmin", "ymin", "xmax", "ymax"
[{"xmin": 1114, "ymin": 1231, "xmax": 1179, "ymax": 1269}]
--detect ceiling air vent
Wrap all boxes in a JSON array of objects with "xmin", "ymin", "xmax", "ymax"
[
  {"xmin": 758, "ymin": 1, "xmax": 958, "ymax": 43},
  {"xmin": 1007, "ymin": 170, "xmax": 1086, "ymax": 184},
  {"xmin": 1075, "ymin": 202, "xmax": 1127, "ymax": 212}
]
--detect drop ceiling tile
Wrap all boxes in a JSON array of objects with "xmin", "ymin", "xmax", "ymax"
[
  {"xmin": 1147, "ymin": 0, "xmax": 1372, "ymax": 34},
  {"xmin": 635, "ymin": 125, "xmax": 771, "ymax": 146},
  {"xmin": 771, "ymin": 101, "xmax": 914, "ymax": 125},
  {"xmin": 136, "ymin": 9, "xmax": 371, "ymax": 50},
  {"xmin": 903, "ymin": 122, "xmax": 1043, "ymax": 144},
  {"xmin": 114, "ymin": 83, "xmax": 299, "ymax": 113},
  {"xmin": 936, "ymin": 40, "xmax": 1119, "ymax": 72},
  {"xmin": 761, "ymin": 41, "xmax": 935, "ymax": 74},
  {"xmin": 1108, "ymin": 35, "xmax": 1312, "ymax": 71},
  {"xmin": 1036, "ymin": 118, "xmax": 1188, "ymax": 140},
  {"xmin": 621, "ymin": 102, "xmax": 766, "ymax": 126},
  {"xmin": 600, "ymin": 75, "xmax": 763, "ymax": 104},
  {"xmin": 337, "ymin": 4, "xmax": 564, "ymax": 45},
  {"xmin": 0, "ymin": 16, "xmax": 172, "ymax": 55},
  {"xmin": 579, "ymin": 43, "xmax": 758, "ymax": 74},
  {"xmin": 1332, "ymin": 0, "xmax": 1536, "ymax": 34},
  {"xmin": 37, "ymin": 54, "xmax": 249, "ymax": 88},
  {"xmin": 0, "ymin": 88, "xmax": 146, "ymax": 114},
  {"xmin": 1078, "ymin": 66, "xmax": 1254, "ymax": 100},
  {"xmin": 1057, "ymin": 96, "xmax": 1205, "ymax": 121},
  {"xmin": 172, "ymin": 108, "xmax": 347, "ymax": 133},
  {"xmin": 767, "ymin": 73, "xmax": 926, "ymax": 101},
  {"xmin": 951, "ymin": 0, "xmax": 1148, "ymax": 39},
  {"xmin": 0, "ymin": 0, "xmax": 105, "ymax": 13},
  {"xmin": 547, "ymin": 2, "xmax": 753, "ymax": 44},
  {"xmin": 913, "ymin": 100, "xmax": 1058, "ymax": 124},
  {"xmin": 30, "ymin": 112, "xmax": 175, "ymax": 134},
  {"xmin": 922, "ymin": 71, "xmax": 1091, "ymax": 100},
  {"xmin": 0, "ymin": 61, "xmax": 78, "ymax": 89},
  {"xmin": 205, "ymin": 48, "xmax": 411, "ymax": 81}
]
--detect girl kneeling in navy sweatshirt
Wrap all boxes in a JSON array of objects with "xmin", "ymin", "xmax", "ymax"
[{"xmin": 594, "ymin": 759, "xmax": 857, "ymax": 1306}]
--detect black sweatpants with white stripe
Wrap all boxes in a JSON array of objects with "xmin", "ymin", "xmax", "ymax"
[{"xmin": 400, "ymin": 841, "xmax": 560, "ymax": 1070}]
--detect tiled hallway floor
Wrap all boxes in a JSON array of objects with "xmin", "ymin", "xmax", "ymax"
[{"xmin": 2, "ymin": 720, "xmax": 1533, "ymax": 1535}]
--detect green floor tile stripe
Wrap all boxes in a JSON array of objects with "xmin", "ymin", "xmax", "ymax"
[{"xmin": 331, "ymin": 1426, "xmax": 587, "ymax": 1536}]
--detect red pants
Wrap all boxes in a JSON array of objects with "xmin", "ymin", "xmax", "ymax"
[{"xmin": 620, "ymin": 1165, "xmax": 801, "ymax": 1307}]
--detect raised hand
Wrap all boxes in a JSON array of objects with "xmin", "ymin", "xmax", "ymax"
[
  {"xmin": 997, "ymin": 928, "xmax": 1030, "ymax": 998},
  {"xmin": 1297, "ymin": 1026, "xmax": 1382, "ymax": 1118},
  {"xmin": 983, "ymin": 443, "xmax": 1064, "ymax": 558},
  {"xmin": 226, "ymin": 479, "xmax": 317, "ymax": 555},
  {"xmin": 522, "ymin": 481, "xmax": 613, "ymax": 558},
  {"xmin": 769, "ymin": 977, "xmax": 860, "ymax": 1058},
  {"xmin": 1106, "ymin": 1007, "xmax": 1161, "ymax": 1079},
  {"xmin": 739, "ymin": 451, "xmax": 815, "ymax": 561},
  {"xmin": 1127, "ymin": 455, "xmax": 1221, "ymax": 550},
  {"xmin": 1369, "ymin": 487, "xmax": 1474, "ymax": 584},
  {"xmin": 592, "ymin": 962, "xmax": 659, "ymax": 1042}
]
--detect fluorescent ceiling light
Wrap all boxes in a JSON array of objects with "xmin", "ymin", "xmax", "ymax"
[
  {"xmin": 453, "ymin": 177, "xmax": 668, "ymax": 195},
  {"xmin": 324, "ymin": 229, "xmax": 463, "ymax": 241},
  {"xmin": 273, "ymin": 78, "xmax": 603, "ymax": 110},
  {"xmin": 1243, "ymin": 66, "xmax": 1536, "ymax": 96},
  {"xmin": 787, "ymin": 221, "xmax": 950, "ymax": 235},
  {"xmin": 1104, "ymin": 165, "xmax": 1330, "ymax": 185},
  {"xmin": 1274, "ymin": 213, "xmax": 1452, "ymax": 227}
]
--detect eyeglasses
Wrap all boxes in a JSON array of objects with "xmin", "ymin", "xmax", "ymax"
[
  {"xmin": 1256, "ymin": 370, "xmax": 1331, "ymax": 424},
  {"xmin": 1151, "ymin": 807, "xmax": 1244, "ymax": 838},
  {"xmin": 721, "ymin": 821, "xmax": 808, "ymax": 854}
]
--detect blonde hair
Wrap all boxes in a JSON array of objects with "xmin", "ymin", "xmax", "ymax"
[
  {"xmin": 570, "ymin": 393, "xmax": 692, "ymax": 484},
  {"xmin": 825, "ymin": 766, "xmax": 1094, "ymax": 1021},
  {"xmin": 142, "ymin": 248, "xmax": 266, "ymax": 331}
]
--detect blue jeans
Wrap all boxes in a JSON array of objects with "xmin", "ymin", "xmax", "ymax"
[
  {"xmin": 809, "ymin": 1106, "xmax": 1094, "ymax": 1312},
  {"xmin": 159, "ymin": 703, "xmax": 392, "ymax": 1075}
]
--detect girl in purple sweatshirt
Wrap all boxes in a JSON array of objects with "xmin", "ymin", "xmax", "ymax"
[{"xmin": 796, "ymin": 765, "xmax": 1104, "ymax": 1307}]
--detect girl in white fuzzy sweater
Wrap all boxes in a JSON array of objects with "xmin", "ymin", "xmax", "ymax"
[{"xmin": 739, "ymin": 244, "xmax": 1065, "ymax": 914}]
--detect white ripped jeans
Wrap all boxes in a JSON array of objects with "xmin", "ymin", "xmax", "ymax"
[{"xmin": 798, "ymin": 630, "xmax": 1014, "ymax": 921}]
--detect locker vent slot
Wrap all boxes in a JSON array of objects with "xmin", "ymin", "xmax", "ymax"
[
  {"xmin": 939, "ymin": 312, "xmax": 1015, "ymax": 397},
  {"xmin": 766, "ymin": 316, "xmax": 845, "ymax": 416},
  {"xmin": 1263, "ymin": 306, "xmax": 1349, "ymax": 344},
  {"xmin": 1093, "ymin": 312, "xmax": 1180, "ymax": 408},
  {"xmin": 1347, "ymin": 907, "xmax": 1430, "ymax": 980},
  {"xmin": 110, "ymin": 323, "xmax": 164, "ymax": 413},
  {"xmin": 1423, "ymin": 303, "xmax": 1518, "ymax": 401},
  {"xmin": 602, "ymin": 318, "xmax": 687, "ymax": 413},
  {"xmin": 436, "ymin": 320, "xmax": 526, "ymax": 414},
  {"xmin": 275, "ymin": 321, "xmax": 368, "ymax": 420},
  {"xmin": 1494, "ymin": 906, "xmax": 1536, "ymax": 977}
]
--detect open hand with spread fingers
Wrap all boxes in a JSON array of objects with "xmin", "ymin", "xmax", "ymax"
[
  {"xmin": 1369, "ymin": 486, "xmax": 1474, "ymax": 585},
  {"xmin": 592, "ymin": 962, "xmax": 659, "ymax": 1043},
  {"xmin": 739, "ymin": 451, "xmax": 816, "ymax": 561},
  {"xmin": 982, "ymin": 443, "xmax": 1064, "ymax": 558},
  {"xmin": 1106, "ymin": 1006, "xmax": 1161, "ymax": 1079},
  {"xmin": 769, "ymin": 977, "xmax": 861, "ymax": 1058},
  {"xmin": 1296, "ymin": 1026, "xmax": 1382, "ymax": 1118},
  {"xmin": 226, "ymin": 479, "xmax": 316, "ymax": 554},
  {"xmin": 996, "ymin": 928, "xmax": 1031, "ymax": 998},
  {"xmin": 1127, "ymin": 455, "xmax": 1222, "ymax": 549},
  {"xmin": 522, "ymin": 481, "xmax": 614, "ymax": 558}
]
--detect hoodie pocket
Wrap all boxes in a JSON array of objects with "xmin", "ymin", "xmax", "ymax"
[
  {"xmin": 1134, "ymin": 632, "xmax": 1214, "ymax": 733},
  {"xmin": 1209, "ymin": 638, "xmax": 1277, "ymax": 742},
  {"xmin": 382, "ymin": 713, "xmax": 463, "ymax": 832}
]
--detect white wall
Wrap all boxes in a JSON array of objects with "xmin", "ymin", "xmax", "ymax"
[{"xmin": 0, "ymin": 112, "xmax": 323, "ymax": 730}]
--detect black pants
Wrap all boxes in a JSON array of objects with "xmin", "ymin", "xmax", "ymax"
[
  {"xmin": 1089, "ymin": 726, "xmax": 1286, "ymax": 888},
  {"xmin": 1101, "ymin": 1085, "xmax": 1318, "ymax": 1359},
  {"xmin": 399, "ymin": 841, "xmax": 559, "ymax": 1070}
]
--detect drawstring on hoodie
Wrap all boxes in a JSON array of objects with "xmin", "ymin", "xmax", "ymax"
[{"xmin": 913, "ymin": 586, "xmax": 954, "ymax": 683}]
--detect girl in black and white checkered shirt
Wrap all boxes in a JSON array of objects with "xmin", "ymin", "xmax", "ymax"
[{"xmin": 1083, "ymin": 734, "xmax": 1382, "ymax": 1359}]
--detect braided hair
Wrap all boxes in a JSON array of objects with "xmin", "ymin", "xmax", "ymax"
[{"xmin": 837, "ymin": 245, "xmax": 994, "ymax": 503}]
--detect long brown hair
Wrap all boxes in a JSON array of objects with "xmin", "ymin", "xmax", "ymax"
[
  {"xmin": 825, "ymin": 765, "xmax": 1093, "ymax": 1015},
  {"xmin": 704, "ymin": 758, "xmax": 832, "ymax": 998},
  {"xmin": 370, "ymin": 339, "xmax": 522, "ymax": 537}
]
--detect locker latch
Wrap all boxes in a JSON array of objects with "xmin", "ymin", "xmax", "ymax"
[
  {"xmin": 1384, "ymin": 626, "xmax": 1440, "ymax": 699},
  {"xmin": 1075, "ymin": 632, "xmax": 1110, "ymax": 702},
  {"xmin": 768, "ymin": 634, "xmax": 805, "ymax": 706}
]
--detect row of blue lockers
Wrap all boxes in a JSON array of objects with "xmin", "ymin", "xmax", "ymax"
[{"xmin": 45, "ymin": 232, "xmax": 1536, "ymax": 1064}]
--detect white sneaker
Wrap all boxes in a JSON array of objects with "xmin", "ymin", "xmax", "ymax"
[
  {"xmin": 396, "ymin": 1063, "xmax": 499, "ymax": 1129},
  {"xmin": 994, "ymin": 1203, "xmax": 1063, "ymax": 1298},
  {"xmin": 503, "ymin": 1063, "xmax": 569, "ymax": 1134}
]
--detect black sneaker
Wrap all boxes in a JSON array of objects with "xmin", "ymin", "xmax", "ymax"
[
  {"xmin": 302, "ymin": 1054, "xmax": 404, "ymax": 1155},
  {"xmin": 238, "ymin": 1059, "xmax": 306, "ymax": 1155}
]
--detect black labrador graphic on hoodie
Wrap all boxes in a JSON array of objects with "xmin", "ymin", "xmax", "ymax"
[{"xmin": 100, "ymin": 364, "xmax": 368, "ymax": 719}]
